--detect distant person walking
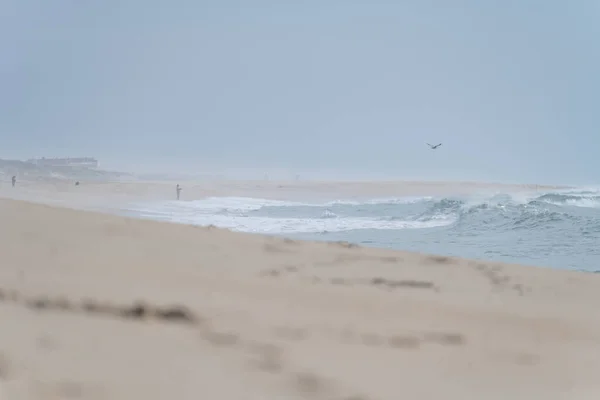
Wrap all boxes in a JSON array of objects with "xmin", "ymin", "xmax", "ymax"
[
  {"xmin": 11, "ymin": 175, "xmax": 16, "ymax": 187},
  {"xmin": 176, "ymin": 184, "xmax": 182, "ymax": 200}
]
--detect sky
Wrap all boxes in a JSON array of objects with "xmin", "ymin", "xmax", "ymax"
[{"xmin": 1, "ymin": 0, "xmax": 598, "ymax": 183}]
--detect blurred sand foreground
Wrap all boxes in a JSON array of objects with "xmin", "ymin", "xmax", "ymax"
[{"xmin": 1, "ymin": 180, "xmax": 599, "ymax": 400}]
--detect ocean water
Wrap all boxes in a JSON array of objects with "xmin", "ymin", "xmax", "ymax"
[{"xmin": 120, "ymin": 187, "xmax": 600, "ymax": 272}]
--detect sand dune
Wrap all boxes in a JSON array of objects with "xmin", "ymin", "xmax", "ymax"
[{"xmin": 0, "ymin": 195, "xmax": 599, "ymax": 399}]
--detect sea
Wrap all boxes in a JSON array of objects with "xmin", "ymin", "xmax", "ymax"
[{"xmin": 120, "ymin": 187, "xmax": 600, "ymax": 273}]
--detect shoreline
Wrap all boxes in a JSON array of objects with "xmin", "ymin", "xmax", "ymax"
[
  {"xmin": 0, "ymin": 177, "xmax": 570, "ymax": 203},
  {"xmin": 0, "ymin": 178, "xmax": 590, "ymax": 273},
  {"xmin": 8, "ymin": 194, "xmax": 600, "ymax": 275},
  {"xmin": 1, "ymin": 196, "xmax": 599, "ymax": 398}
]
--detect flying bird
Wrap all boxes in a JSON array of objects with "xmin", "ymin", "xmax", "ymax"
[{"xmin": 426, "ymin": 143, "xmax": 442, "ymax": 149}]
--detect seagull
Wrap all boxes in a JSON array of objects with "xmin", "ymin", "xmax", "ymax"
[{"xmin": 426, "ymin": 143, "xmax": 442, "ymax": 150}]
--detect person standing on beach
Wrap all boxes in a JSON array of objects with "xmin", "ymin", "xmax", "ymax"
[
  {"xmin": 176, "ymin": 184, "xmax": 182, "ymax": 200},
  {"xmin": 11, "ymin": 175, "xmax": 16, "ymax": 187}
]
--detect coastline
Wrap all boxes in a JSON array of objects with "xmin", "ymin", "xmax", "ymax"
[
  {"xmin": 0, "ymin": 178, "xmax": 568, "ymax": 201},
  {"xmin": 1, "ymin": 187, "xmax": 599, "ymax": 398}
]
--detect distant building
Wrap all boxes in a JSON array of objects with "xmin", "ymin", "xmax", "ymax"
[{"xmin": 26, "ymin": 157, "xmax": 99, "ymax": 169}]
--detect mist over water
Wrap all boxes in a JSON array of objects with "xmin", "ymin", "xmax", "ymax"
[{"xmin": 121, "ymin": 187, "xmax": 600, "ymax": 272}]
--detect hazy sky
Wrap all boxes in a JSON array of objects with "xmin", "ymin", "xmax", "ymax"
[{"xmin": 1, "ymin": 0, "xmax": 598, "ymax": 183}]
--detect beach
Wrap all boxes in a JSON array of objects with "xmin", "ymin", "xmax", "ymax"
[
  {"xmin": 0, "ymin": 177, "xmax": 564, "ymax": 204},
  {"xmin": 5, "ymin": 178, "xmax": 596, "ymax": 271},
  {"xmin": 1, "ymin": 180, "xmax": 599, "ymax": 399}
]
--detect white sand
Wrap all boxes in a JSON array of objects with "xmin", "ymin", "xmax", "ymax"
[{"xmin": 0, "ymin": 180, "xmax": 598, "ymax": 400}]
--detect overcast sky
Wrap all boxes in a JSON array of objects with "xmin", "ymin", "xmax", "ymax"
[{"xmin": 1, "ymin": 0, "xmax": 598, "ymax": 183}]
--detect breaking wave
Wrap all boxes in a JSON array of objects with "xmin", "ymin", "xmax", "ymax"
[
  {"xmin": 121, "ymin": 188, "xmax": 600, "ymax": 271},
  {"xmin": 123, "ymin": 189, "xmax": 600, "ymax": 234}
]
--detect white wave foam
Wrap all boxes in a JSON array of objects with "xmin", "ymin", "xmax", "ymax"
[
  {"xmin": 124, "ymin": 196, "xmax": 455, "ymax": 234},
  {"xmin": 551, "ymin": 186, "xmax": 600, "ymax": 195},
  {"xmin": 542, "ymin": 198, "xmax": 600, "ymax": 208},
  {"xmin": 133, "ymin": 211, "xmax": 454, "ymax": 234},
  {"xmin": 531, "ymin": 188, "xmax": 600, "ymax": 208},
  {"xmin": 137, "ymin": 195, "xmax": 437, "ymax": 212},
  {"xmin": 566, "ymin": 198, "xmax": 600, "ymax": 208},
  {"xmin": 325, "ymin": 196, "xmax": 433, "ymax": 206},
  {"xmin": 460, "ymin": 191, "xmax": 600, "ymax": 209},
  {"xmin": 141, "ymin": 197, "xmax": 307, "ymax": 213},
  {"xmin": 462, "ymin": 192, "xmax": 535, "ymax": 208},
  {"xmin": 124, "ymin": 188, "xmax": 600, "ymax": 236},
  {"xmin": 321, "ymin": 209, "xmax": 338, "ymax": 218}
]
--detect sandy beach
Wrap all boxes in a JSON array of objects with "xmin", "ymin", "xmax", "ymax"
[
  {"xmin": 1, "ymin": 180, "xmax": 599, "ymax": 399},
  {"xmin": 0, "ymin": 178, "xmax": 566, "ymax": 207}
]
